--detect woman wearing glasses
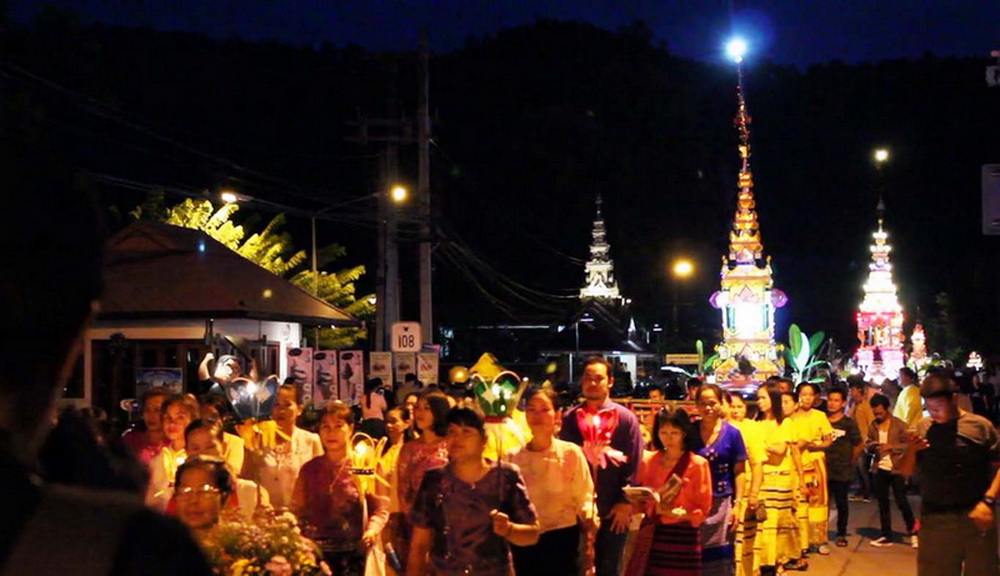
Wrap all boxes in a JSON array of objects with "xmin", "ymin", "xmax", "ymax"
[{"xmin": 173, "ymin": 456, "xmax": 233, "ymax": 537}]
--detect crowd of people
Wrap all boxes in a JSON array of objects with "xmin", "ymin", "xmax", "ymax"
[{"xmin": 22, "ymin": 352, "xmax": 993, "ymax": 576}]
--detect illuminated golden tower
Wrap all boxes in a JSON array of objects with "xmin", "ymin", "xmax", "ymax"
[{"xmin": 710, "ymin": 53, "xmax": 786, "ymax": 379}]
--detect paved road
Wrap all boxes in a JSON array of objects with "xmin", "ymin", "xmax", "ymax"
[{"xmin": 806, "ymin": 495, "xmax": 1000, "ymax": 576}]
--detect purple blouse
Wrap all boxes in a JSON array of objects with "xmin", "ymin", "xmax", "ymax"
[
  {"xmin": 293, "ymin": 456, "xmax": 388, "ymax": 552},
  {"xmin": 690, "ymin": 421, "xmax": 748, "ymax": 499},
  {"xmin": 396, "ymin": 439, "xmax": 449, "ymax": 514},
  {"xmin": 409, "ymin": 462, "xmax": 537, "ymax": 576}
]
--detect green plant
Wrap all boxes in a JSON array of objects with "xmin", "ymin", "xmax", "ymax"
[{"xmin": 785, "ymin": 324, "xmax": 825, "ymax": 382}]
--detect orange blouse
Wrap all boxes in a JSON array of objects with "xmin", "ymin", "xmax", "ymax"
[{"xmin": 635, "ymin": 450, "xmax": 713, "ymax": 527}]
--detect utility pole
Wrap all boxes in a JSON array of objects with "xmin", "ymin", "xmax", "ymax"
[
  {"xmin": 349, "ymin": 63, "xmax": 405, "ymax": 352},
  {"xmin": 347, "ymin": 36, "xmax": 434, "ymax": 348},
  {"xmin": 417, "ymin": 30, "xmax": 434, "ymax": 345}
]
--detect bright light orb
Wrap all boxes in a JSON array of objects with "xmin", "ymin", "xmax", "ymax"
[
  {"xmin": 874, "ymin": 148, "xmax": 889, "ymax": 164},
  {"xmin": 726, "ymin": 38, "xmax": 748, "ymax": 63},
  {"xmin": 391, "ymin": 186, "xmax": 408, "ymax": 203},
  {"xmin": 220, "ymin": 190, "xmax": 239, "ymax": 204},
  {"xmin": 673, "ymin": 259, "xmax": 694, "ymax": 278}
]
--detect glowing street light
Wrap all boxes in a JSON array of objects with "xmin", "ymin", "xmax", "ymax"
[
  {"xmin": 220, "ymin": 190, "xmax": 239, "ymax": 204},
  {"xmin": 673, "ymin": 259, "xmax": 694, "ymax": 278},
  {"xmin": 670, "ymin": 258, "xmax": 695, "ymax": 336},
  {"xmin": 391, "ymin": 185, "xmax": 408, "ymax": 203},
  {"xmin": 726, "ymin": 38, "xmax": 748, "ymax": 63},
  {"xmin": 874, "ymin": 148, "xmax": 889, "ymax": 165}
]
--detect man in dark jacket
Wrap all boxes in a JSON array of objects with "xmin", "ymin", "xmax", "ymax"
[
  {"xmin": 866, "ymin": 394, "xmax": 916, "ymax": 548},
  {"xmin": 0, "ymin": 147, "xmax": 212, "ymax": 576}
]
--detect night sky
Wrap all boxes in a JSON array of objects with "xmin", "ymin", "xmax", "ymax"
[
  {"xmin": 6, "ymin": 0, "xmax": 1000, "ymax": 359},
  {"xmin": 9, "ymin": 0, "xmax": 998, "ymax": 67}
]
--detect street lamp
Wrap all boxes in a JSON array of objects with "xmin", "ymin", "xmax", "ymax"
[
  {"xmin": 310, "ymin": 185, "xmax": 408, "ymax": 294},
  {"xmin": 726, "ymin": 38, "xmax": 748, "ymax": 64},
  {"xmin": 874, "ymin": 148, "xmax": 889, "ymax": 165},
  {"xmin": 671, "ymin": 258, "xmax": 694, "ymax": 336},
  {"xmin": 391, "ymin": 185, "xmax": 408, "ymax": 203}
]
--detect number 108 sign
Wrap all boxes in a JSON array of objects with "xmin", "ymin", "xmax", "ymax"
[{"xmin": 391, "ymin": 322, "xmax": 422, "ymax": 352}]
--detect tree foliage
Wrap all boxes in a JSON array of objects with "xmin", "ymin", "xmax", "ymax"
[{"xmin": 133, "ymin": 192, "xmax": 374, "ymax": 348}]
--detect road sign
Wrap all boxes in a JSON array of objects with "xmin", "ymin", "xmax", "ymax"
[
  {"xmin": 665, "ymin": 353, "xmax": 701, "ymax": 365},
  {"xmin": 391, "ymin": 322, "xmax": 422, "ymax": 352}
]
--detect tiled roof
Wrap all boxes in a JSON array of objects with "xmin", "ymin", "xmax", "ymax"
[{"xmin": 98, "ymin": 221, "xmax": 360, "ymax": 327}]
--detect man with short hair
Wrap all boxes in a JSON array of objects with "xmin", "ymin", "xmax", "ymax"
[
  {"xmin": 685, "ymin": 377, "xmax": 703, "ymax": 402},
  {"xmin": 915, "ymin": 372, "xmax": 999, "ymax": 576},
  {"xmin": 395, "ymin": 372, "xmax": 422, "ymax": 406},
  {"xmin": 847, "ymin": 378, "xmax": 875, "ymax": 502},
  {"xmin": 866, "ymin": 394, "xmax": 917, "ymax": 548},
  {"xmin": 893, "ymin": 367, "xmax": 923, "ymax": 429},
  {"xmin": 648, "ymin": 386, "xmax": 665, "ymax": 402},
  {"xmin": 560, "ymin": 357, "xmax": 644, "ymax": 576},
  {"xmin": 824, "ymin": 387, "xmax": 862, "ymax": 547},
  {"xmin": 0, "ymin": 149, "xmax": 212, "ymax": 574}
]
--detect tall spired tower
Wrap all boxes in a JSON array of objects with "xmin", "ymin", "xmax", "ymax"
[
  {"xmin": 855, "ymin": 198, "xmax": 905, "ymax": 380},
  {"xmin": 709, "ymin": 62, "xmax": 786, "ymax": 379},
  {"xmin": 579, "ymin": 195, "xmax": 622, "ymax": 302}
]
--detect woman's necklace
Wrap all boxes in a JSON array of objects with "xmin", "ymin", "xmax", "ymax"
[{"xmin": 326, "ymin": 458, "xmax": 350, "ymax": 495}]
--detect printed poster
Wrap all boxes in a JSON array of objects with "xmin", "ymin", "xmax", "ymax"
[
  {"xmin": 369, "ymin": 352, "xmax": 393, "ymax": 386},
  {"xmin": 312, "ymin": 351, "xmax": 338, "ymax": 408},
  {"xmin": 287, "ymin": 347, "xmax": 314, "ymax": 406},
  {"xmin": 128, "ymin": 368, "xmax": 184, "ymax": 417},
  {"xmin": 393, "ymin": 353, "xmax": 416, "ymax": 387},
  {"xmin": 338, "ymin": 350, "xmax": 364, "ymax": 405},
  {"xmin": 418, "ymin": 352, "xmax": 439, "ymax": 386}
]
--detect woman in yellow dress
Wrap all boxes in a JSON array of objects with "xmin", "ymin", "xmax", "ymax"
[
  {"xmin": 791, "ymin": 383, "xmax": 833, "ymax": 558},
  {"xmin": 726, "ymin": 393, "xmax": 763, "ymax": 576},
  {"xmin": 754, "ymin": 385, "xmax": 804, "ymax": 575}
]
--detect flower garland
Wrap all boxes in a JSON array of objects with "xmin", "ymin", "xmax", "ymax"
[{"xmin": 199, "ymin": 510, "xmax": 331, "ymax": 576}]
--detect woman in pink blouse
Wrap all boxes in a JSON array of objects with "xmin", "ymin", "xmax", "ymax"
[
  {"xmin": 625, "ymin": 405, "xmax": 713, "ymax": 576},
  {"xmin": 510, "ymin": 388, "xmax": 595, "ymax": 575},
  {"xmin": 392, "ymin": 391, "xmax": 451, "ymax": 571},
  {"xmin": 292, "ymin": 402, "xmax": 388, "ymax": 576}
]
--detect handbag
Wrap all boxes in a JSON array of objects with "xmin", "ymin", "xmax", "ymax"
[{"xmin": 755, "ymin": 501, "xmax": 768, "ymax": 522}]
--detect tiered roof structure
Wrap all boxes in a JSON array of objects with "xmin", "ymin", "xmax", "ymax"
[
  {"xmin": 579, "ymin": 195, "xmax": 623, "ymax": 303},
  {"xmin": 710, "ymin": 64, "xmax": 786, "ymax": 379},
  {"xmin": 855, "ymin": 199, "xmax": 905, "ymax": 379}
]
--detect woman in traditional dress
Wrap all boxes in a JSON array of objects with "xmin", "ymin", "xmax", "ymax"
[
  {"xmin": 690, "ymin": 384, "xmax": 748, "ymax": 576},
  {"xmin": 393, "ymin": 391, "xmax": 451, "ymax": 572},
  {"xmin": 292, "ymin": 402, "xmax": 389, "ymax": 576},
  {"xmin": 754, "ymin": 385, "xmax": 805, "ymax": 575},
  {"xmin": 245, "ymin": 383, "xmax": 323, "ymax": 509},
  {"xmin": 408, "ymin": 407, "xmax": 540, "ymax": 576},
  {"xmin": 726, "ymin": 393, "xmax": 764, "ymax": 576},
  {"xmin": 791, "ymin": 382, "xmax": 833, "ymax": 557},
  {"xmin": 120, "ymin": 387, "xmax": 169, "ymax": 465},
  {"xmin": 198, "ymin": 393, "xmax": 246, "ymax": 475},
  {"xmin": 379, "ymin": 406, "xmax": 414, "ymax": 575},
  {"xmin": 146, "ymin": 394, "xmax": 199, "ymax": 510},
  {"xmin": 625, "ymin": 404, "xmax": 713, "ymax": 576},
  {"xmin": 510, "ymin": 388, "xmax": 596, "ymax": 575}
]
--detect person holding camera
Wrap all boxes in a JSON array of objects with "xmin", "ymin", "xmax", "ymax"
[
  {"xmin": 824, "ymin": 387, "xmax": 862, "ymax": 548},
  {"xmin": 866, "ymin": 394, "xmax": 916, "ymax": 548}
]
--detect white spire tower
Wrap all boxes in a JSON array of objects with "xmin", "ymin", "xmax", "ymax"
[
  {"xmin": 579, "ymin": 195, "xmax": 622, "ymax": 302},
  {"xmin": 855, "ymin": 193, "xmax": 906, "ymax": 379}
]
